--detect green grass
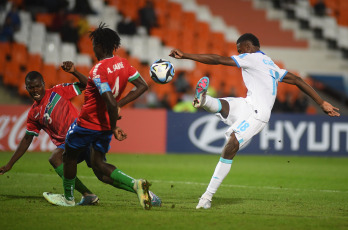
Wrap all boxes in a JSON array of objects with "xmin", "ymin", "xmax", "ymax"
[{"xmin": 0, "ymin": 152, "xmax": 348, "ymax": 230}]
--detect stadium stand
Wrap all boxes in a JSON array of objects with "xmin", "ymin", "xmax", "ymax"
[{"xmin": 0, "ymin": 0, "xmax": 347, "ymax": 113}]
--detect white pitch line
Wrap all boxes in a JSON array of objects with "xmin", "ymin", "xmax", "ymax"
[{"xmin": 4, "ymin": 172, "xmax": 348, "ymax": 194}]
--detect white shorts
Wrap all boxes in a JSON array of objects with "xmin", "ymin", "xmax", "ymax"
[{"xmin": 215, "ymin": 97, "xmax": 267, "ymax": 148}]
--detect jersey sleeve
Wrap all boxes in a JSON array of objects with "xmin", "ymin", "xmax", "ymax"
[
  {"xmin": 124, "ymin": 59, "xmax": 140, "ymax": 82},
  {"xmin": 278, "ymin": 69, "xmax": 288, "ymax": 82},
  {"xmin": 231, "ymin": 53, "xmax": 253, "ymax": 69},
  {"xmin": 52, "ymin": 83, "xmax": 82, "ymax": 100},
  {"xmin": 92, "ymin": 64, "xmax": 112, "ymax": 95},
  {"xmin": 26, "ymin": 111, "xmax": 41, "ymax": 136}
]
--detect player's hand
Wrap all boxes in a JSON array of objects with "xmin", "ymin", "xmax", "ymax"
[
  {"xmin": 169, "ymin": 49, "xmax": 184, "ymax": 59},
  {"xmin": 61, "ymin": 61, "xmax": 76, "ymax": 73},
  {"xmin": 0, "ymin": 164, "xmax": 12, "ymax": 175},
  {"xmin": 320, "ymin": 101, "xmax": 340, "ymax": 117},
  {"xmin": 113, "ymin": 127, "xmax": 127, "ymax": 141}
]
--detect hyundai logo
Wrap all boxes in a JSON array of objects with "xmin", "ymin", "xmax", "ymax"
[{"xmin": 188, "ymin": 114, "xmax": 251, "ymax": 153}]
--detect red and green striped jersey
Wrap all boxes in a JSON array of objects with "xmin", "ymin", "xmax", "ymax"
[
  {"xmin": 77, "ymin": 56, "xmax": 139, "ymax": 131},
  {"xmin": 26, "ymin": 83, "xmax": 82, "ymax": 146}
]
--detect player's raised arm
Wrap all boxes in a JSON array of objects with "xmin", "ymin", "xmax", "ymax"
[
  {"xmin": 169, "ymin": 49, "xmax": 237, "ymax": 66},
  {"xmin": 282, "ymin": 72, "xmax": 340, "ymax": 117},
  {"xmin": 61, "ymin": 61, "xmax": 88, "ymax": 90},
  {"xmin": 0, "ymin": 133, "xmax": 34, "ymax": 175},
  {"xmin": 117, "ymin": 75, "xmax": 148, "ymax": 108}
]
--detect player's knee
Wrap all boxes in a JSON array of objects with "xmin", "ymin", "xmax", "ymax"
[
  {"xmin": 63, "ymin": 144, "xmax": 80, "ymax": 161},
  {"xmin": 48, "ymin": 155, "xmax": 60, "ymax": 167},
  {"xmin": 223, "ymin": 134, "xmax": 240, "ymax": 159}
]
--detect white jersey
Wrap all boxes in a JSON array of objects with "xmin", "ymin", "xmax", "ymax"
[{"xmin": 231, "ymin": 51, "xmax": 288, "ymax": 122}]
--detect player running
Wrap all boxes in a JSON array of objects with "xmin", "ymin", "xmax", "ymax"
[
  {"xmin": 43, "ymin": 23, "xmax": 155, "ymax": 209},
  {"xmin": 0, "ymin": 64, "xmax": 99, "ymax": 205},
  {"xmin": 169, "ymin": 33, "xmax": 340, "ymax": 209}
]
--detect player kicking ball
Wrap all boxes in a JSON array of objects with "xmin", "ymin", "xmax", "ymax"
[
  {"xmin": 43, "ymin": 23, "xmax": 158, "ymax": 209},
  {"xmin": 0, "ymin": 66, "xmax": 99, "ymax": 205},
  {"xmin": 170, "ymin": 33, "xmax": 340, "ymax": 209}
]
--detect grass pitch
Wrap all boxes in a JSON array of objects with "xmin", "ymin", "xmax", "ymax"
[{"xmin": 0, "ymin": 152, "xmax": 347, "ymax": 230}]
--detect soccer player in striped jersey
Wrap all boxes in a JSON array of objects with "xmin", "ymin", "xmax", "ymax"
[
  {"xmin": 0, "ymin": 63, "xmax": 99, "ymax": 205},
  {"xmin": 170, "ymin": 33, "xmax": 340, "ymax": 209},
  {"xmin": 43, "ymin": 23, "xmax": 157, "ymax": 209}
]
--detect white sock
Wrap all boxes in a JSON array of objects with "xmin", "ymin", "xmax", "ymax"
[
  {"xmin": 202, "ymin": 95, "xmax": 222, "ymax": 113},
  {"xmin": 203, "ymin": 157, "xmax": 232, "ymax": 200}
]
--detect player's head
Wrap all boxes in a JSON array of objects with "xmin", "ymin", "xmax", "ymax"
[
  {"xmin": 25, "ymin": 71, "xmax": 46, "ymax": 102},
  {"xmin": 89, "ymin": 23, "xmax": 121, "ymax": 61},
  {"xmin": 236, "ymin": 33, "xmax": 260, "ymax": 54}
]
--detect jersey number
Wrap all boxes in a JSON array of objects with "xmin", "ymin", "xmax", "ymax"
[
  {"xmin": 237, "ymin": 120, "xmax": 249, "ymax": 132},
  {"xmin": 112, "ymin": 77, "xmax": 120, "ymax": 98}
]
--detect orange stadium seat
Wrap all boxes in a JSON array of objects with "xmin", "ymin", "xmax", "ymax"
[
  {"xmin": 3, "ymin": 60, "xmax": 20, "ymax": 87},
  {"xmin": 36, "ymin": 13, "xmax": 54, "ymax": 28},
  {"xmin": 210, "ymin": 32, "xmax": 226, "ymax": 54},
  {"xmin": 11, "ymin": 43, "xmax": 28, "ymax": 67},
  {"xmin": 78, "ymin": 34, "xmax": 94, "ymax": 56},
  {"xmin": 0, "ymin": 51, "xmax": 7, "ymax": 77},
  {"xmin": 41, "ymin": 64, "xmax": 58, "ymax": 88},
  {"xmin": 163, "ymin": 28, "xmax": 180, "ymax": 47},
  {"xmin": 150, "ymin": 27, "xmax": 164, "ymax": 40},
  {"xmin": 0, "ymin": 42, "xmax": 11, "ymax": 58},
  {"xmin": 26, "ymin": 54, "xmax": 42, "ymax": 72}
]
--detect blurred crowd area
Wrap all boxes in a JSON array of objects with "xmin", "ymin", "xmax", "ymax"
[{"xmin": 1, "ymin": 0, "xmax": 338, "ymax": 114}]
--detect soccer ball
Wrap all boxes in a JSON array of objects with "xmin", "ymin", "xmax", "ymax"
[{"xmin": 150, "ymin": 59, "xmax": 175, "ymax": 84}]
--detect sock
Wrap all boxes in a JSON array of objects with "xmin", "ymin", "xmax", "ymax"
[
  {"xmin": 110, "ymin": 169, "xmax": 135, "ymax": 189},
  {"xmin": 204, "ymin": 157, "xmax": 232, "ymax": 200},
  {"xmin": 202, "ymin": 95, "xmax": 222, "ymax": 113},
  {"xmin": 55, "ymin": 164, "xmax": 92, "ymax": 195},
  {"xmin": 54, "ymin": 164, "xmax": 64, "ymax": 177},
  {"xmin": 112, "ymin": 181, "xmax": 136, "ymax": 193},
  {"xmin": 63, "ymin": 176, "xmax": 75, "ymax": 201}
]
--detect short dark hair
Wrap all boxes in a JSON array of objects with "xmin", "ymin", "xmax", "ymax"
[
  {"xmin": 237, "ymin": 33, "xmax": 260, "ymax": 48},
  {"xmin": 89, "ymin": 23, "xmax": 121, "ymax": 56},
  {"xmin": 25, "ymin": 71, "xmax": 44, "ymax": 84}
]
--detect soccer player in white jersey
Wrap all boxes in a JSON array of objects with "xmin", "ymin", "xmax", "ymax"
[{"xmin": 169, "ymin": 33, "xmax": 340, "ymax": 209}]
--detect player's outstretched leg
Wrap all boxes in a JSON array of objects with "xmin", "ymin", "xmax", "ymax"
[
  {"xmin": 193, "ymin": 76, "xmax": 209, "ymax": 108},
  {"xmin": 43, "ymin": 192, "xmax": 75, "ymax": 206},
  {"xmin": 134, "ymin": 179, "xmax": 152, "ymax": 210}
]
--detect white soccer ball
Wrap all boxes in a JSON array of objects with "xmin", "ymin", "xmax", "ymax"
[{"xmin": 150, "ymin": 59, "xmax": 175, "ymax": 84}]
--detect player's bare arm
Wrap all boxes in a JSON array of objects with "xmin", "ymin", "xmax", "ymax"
[
  {"xmin": 0, "ymin": 133, "xmax": 34, "ymax": 175},
  {"xmin": 169, "ymin": 49, "xmax": 237, "ymax": 66},
  {"xmin": 101, "ymin": 91, "xmax": 121, "ymax": 139},
  {"xmin": 61, "ymin": 61, "xmax": 88, "ymax": 90},
  {"xmin": 117, "ymin": 76, "xmax": 148, "ymax": 108},
  {"xmin": 282, "ymin": 72, "xmax": 340, "ymax": 117}
]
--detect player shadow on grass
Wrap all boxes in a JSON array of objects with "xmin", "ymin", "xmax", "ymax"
[
  {"xmin": 212, "ymin": 197, "xmax": 243, "ymax": 207},
  {"xmin": 0, "ymin": 194, "xmax": 43, "ymax": 202}
]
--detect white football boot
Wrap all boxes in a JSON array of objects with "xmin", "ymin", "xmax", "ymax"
[
  {"xmin": 43, "ymin": 192, "xmax": 75, "ymax": 207},
  {"xmin": 196, "ymin": 195, "xmax": 212, "ymax": 209}
]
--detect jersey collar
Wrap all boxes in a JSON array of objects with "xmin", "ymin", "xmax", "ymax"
[{"xmin": 255, "ymin": 50, "xmax": 265, "ymax": 55}]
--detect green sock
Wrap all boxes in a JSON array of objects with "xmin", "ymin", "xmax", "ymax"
[
  {"xmin": 55, "ymin": 164, "xmax": 92, "ymax": 195},
  {"xmin": 54, "ymin": 164, "xmax": 64, "ymax": 177},
  {"xmin": 112, "ymin": 181, "xmax": 136, "ymax": 193},
  {"xmin": 63, "ymin": 176, "xmax": 75, "ymax": 201},
  {"xmin": 110, "ymin": 169, "xmax": 135, "ymax": 190}
]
